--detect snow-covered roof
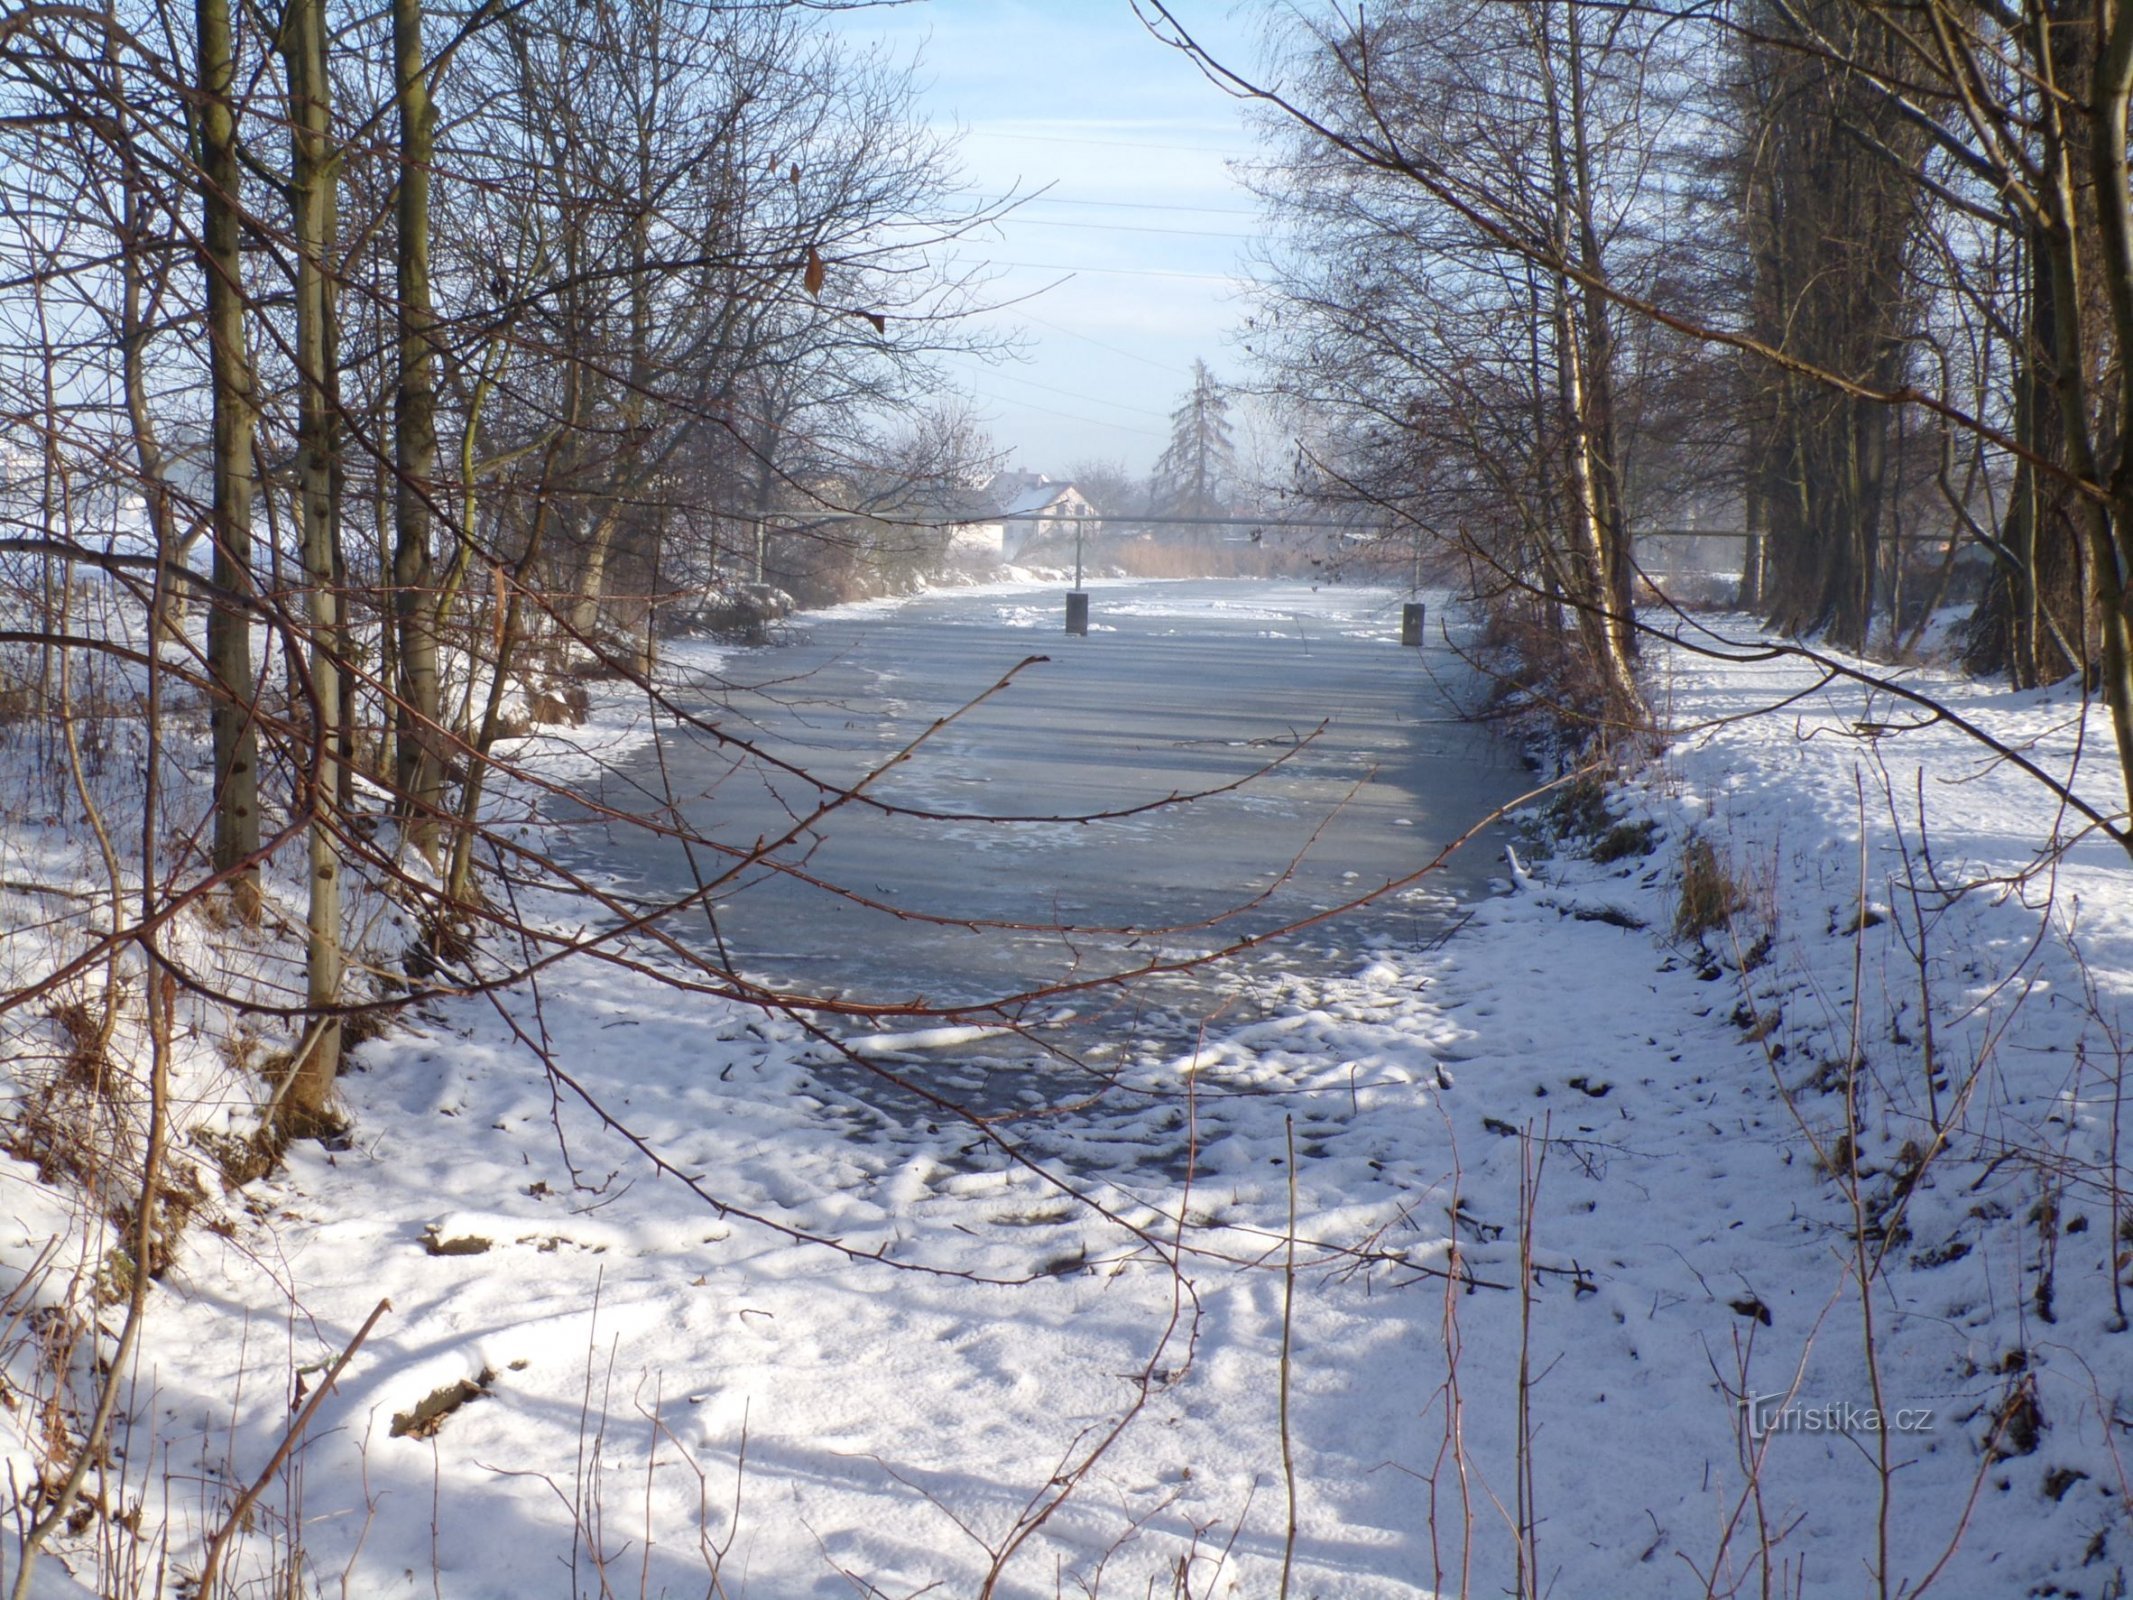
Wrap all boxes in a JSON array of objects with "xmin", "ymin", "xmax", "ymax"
[{"xmin": 997, "ymin": 482, "xmax": 1078, "ymax": 517}]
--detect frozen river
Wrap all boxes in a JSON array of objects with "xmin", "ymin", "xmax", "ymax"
[{"xmin": 556, "ymin": 579, "xmax": 1526, "ymax": 1091}]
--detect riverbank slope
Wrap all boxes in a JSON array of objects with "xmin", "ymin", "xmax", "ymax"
[{"xmin": 4, "ymin": 589, "xmax": 2127, "ymax": 1598}]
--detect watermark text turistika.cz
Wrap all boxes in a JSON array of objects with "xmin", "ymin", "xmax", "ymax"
[{"xmin": 1741, "ymin": 1393, "xmax": 1935, "ymax": 1441}]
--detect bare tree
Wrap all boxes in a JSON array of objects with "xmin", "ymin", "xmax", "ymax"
[
  {"xmin": 1229, "ymin": 0, "xmax": 1696, "ymax": 713},
  {"xmin": 279, "ymin": 0, "xmax": 346, "ymax": 1112},
  {"xmin": 391, "ymin": 0, "xmax": 445, "ymax": 861},
  {"xmin": 199, "ymin": 0, "xmax": 264, "ymax": 910},
  {"xmin": 1068, "ymin": 456, "xmax": 1149, "ymax": 524},
  {"xmin": 1736, "ymin": 1, "xmax": 1927, "ymax": 651}
]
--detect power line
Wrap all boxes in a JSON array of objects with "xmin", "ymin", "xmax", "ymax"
[
  {"xmin": 1010, "ymin": 216, "xmax": 1257, "ymax": 242},
  {"xmin": 965, "ymin": 385, "xmax": 1158, "ymax": 436},
  {"xmin": 977, "ymin": 127, "xmax": 1249, "ymax": 156},
  {"xmin": 978, "ymin": 257, "xmax": 1260, "ymax": 284},
  {"xmin": 1020, "ymin": 196, "xmax": 1261, "ymax": 218},
  {"xmin": 981, "ymin": 367, "xmax": 1173, "ymax": 419},
  {"xmin": 1013, "ymin": 310, "xmax": 1196, "ymax": 377}
]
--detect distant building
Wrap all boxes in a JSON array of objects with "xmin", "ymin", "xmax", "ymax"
[
  {"xmin": 993, "ymin": 477, "xmax": 1095, "ymax": 558},
  {"xmin": 944, "ymin": 472, "xmax": 1096, "ymax": 562}
]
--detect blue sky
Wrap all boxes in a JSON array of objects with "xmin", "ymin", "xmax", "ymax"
[{"xmin": 843, "ymin": 2, "xmax": 1270, "ymax": 478}]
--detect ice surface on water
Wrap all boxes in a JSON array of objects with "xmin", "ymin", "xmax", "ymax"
[{"xmin": 548, "ymin": 579, "xmax": 1514, "ymax": 1141}]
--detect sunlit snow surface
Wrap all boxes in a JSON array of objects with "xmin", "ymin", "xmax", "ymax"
[{"xmin": 99, "ymin": 586, "xmax": 2133, "ymax": 1598}]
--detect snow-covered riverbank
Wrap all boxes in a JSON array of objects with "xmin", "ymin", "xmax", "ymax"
[{"xmin": 10, "ymin": 590, "xmax": 2133, "ymax": 1597}]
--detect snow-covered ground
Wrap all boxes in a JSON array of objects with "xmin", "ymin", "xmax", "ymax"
[{"xmin": 9, "ymin": 588, "xmax": 2133, "ymax": 1598}]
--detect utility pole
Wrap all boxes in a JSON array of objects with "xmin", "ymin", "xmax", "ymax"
[
  {"xmin": 1402, "ymin": 520, "xmax": 1424, "ymax": 646},
  {"xmin": 1065, "ymin": 521, "xmax": 1088, "ymax": 636}
]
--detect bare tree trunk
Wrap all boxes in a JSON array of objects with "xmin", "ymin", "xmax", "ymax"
[
  {"xmin": 1741, "ymin": 1, "xmax": 1921, "ymax": 652},
  {"xmin": 122, "ymin": 229, "xmax": 183, "ymax": 650},
  {"xmin": 2005, "ymin": 266, "xmax": 2046, "ymax": 686},
  {"xmin": 1533, "ymin": 0, "xmax": 1639, "ymax": 711},
  {"xmin": 197, "ymin": 0, "xmax": 260, "ymax": 916},
  {"xmin": 567, "ymin": 161, "xmax": 654, "ymax": 646},
  {"xmin": 569, "ymin": 507, "xmax": 625, "ymax": 643},
  {"xmin": 108, "ymin": 34, "xmax": 187, "ymax": 652},
  {"xmin": 282, "ymin": 0, "xmax": 342, "ymax": 1115},
  {"xmin": 393, "ymin": 0, "xmax": 443, "ymax": 863},
  {"xmin": 2080, "ymin": 1, "xmax": 2133, "ymax": 828},
  {"xmin": 1554, "ymin": 286, "xmax": 1639, "ymax": 708},
  {"xmin": 447, "ymin": 384, "xmax": 580, "ymax": 906},
  {"xmin": 1962, "ymin": 8, "xmax": 2092, "ymax": 687},
  {"xmin": 1562, "ymin": 2, "xmax": 1636, "ymax": 666}
]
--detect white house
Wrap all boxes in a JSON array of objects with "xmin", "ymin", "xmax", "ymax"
[{"xmin": 988, "ymin": 474, "xmax": 1096, "ymax": 560}]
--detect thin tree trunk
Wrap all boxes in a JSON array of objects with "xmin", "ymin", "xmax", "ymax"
[
  {"xmin": 2008, "ymin": 284, "xmax": 2045, "ymax": 686},
  {"xmin": 447, "ymin": 403, "xmax": 577, "ymax": 906},
  {"xmin": 1533, "ymin": 0, "xmax": 1639, "ymax": 710},
  {"xmin": 2081, "ymin": 3, "xmax": 2133, "ymax": 837},
  {"xmin": 1563, "ymin": 2, "xmax": 1636, "ymax": 665},
  {"xmin": 393, "ymin": 0, "xmax": 443, "ymax": 863},
  {"xmin": 283, "ymin": 0, "xmax": 342, "ymax": 1114},
  {"xmin": 198, "ymin": 0, "xmax": 260, "ymax": 916},
  {"xmin": 108, "ymin": 30, "xmax": 186, "ymax": 654},
  {"xmin": 1741, "ymin": 481, "xmax": 1764, "ymax": 610},
  {"xmin": 1555, "ymin": 289, "xmax": 1639, "ymax": 708}
]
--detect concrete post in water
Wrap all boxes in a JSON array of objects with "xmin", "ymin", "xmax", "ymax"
[
  {"xmin": 1401, "ymin": 601, "xmax": 1425, "ymax": 646},
  {"xmin": 1066, "ymin": 591, "xmax": 1090, "ymax": 636}
]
